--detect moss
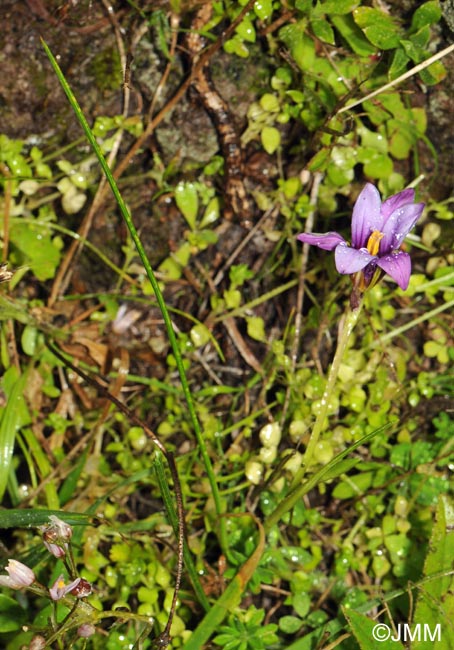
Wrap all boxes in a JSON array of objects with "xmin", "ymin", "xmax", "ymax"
[{"xmin": 90, "ymin": 46, "xmax": 122, "ymax": 92}]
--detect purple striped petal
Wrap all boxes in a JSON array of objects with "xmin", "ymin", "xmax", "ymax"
[
  {"xmin": 376, "ymin": 251, "xmax": 411, "ymax": 290},
  {"xmin": 297, "ymin": 232, "xmax": 345, "ymax": 250},
  {"xmin": 334, "ymin": 244, "xmax": 376, "ymax": 274},
  {"xmin": 380, "ymin": 203, "xmax": 424, "ymax": 252},
  {"xmin": 381, "ymin": 188, "xmax": 415, "ymax": 220},
  {"xmin": 351, "ymin": 183, "xmax": 382, "ymax": 249}
]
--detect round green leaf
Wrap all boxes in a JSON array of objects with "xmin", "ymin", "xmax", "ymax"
[
  {"xmin": 246, "ymin": 316, "xmax": 266, "ymax": 342},
  {"xmin": 190, "ymin": 324, "xmax": 211, "ymax": 348},
  {"xmin": 261, "ymin": 126, "xmax": 281, "ymax": 154},
  {"xmin": 235, "ymin": 17, "xmax": 256, "ymax": 43},
  {"xmin": 363, "ymin": 152, "xmax": 393, "ymax": 179},
  {"xmin": 279, "ymin": 615, "xmax": 303, "ymax": 634},
  {"xmin": 254, "ymin": 0, "xmax": 273, "ymax": 20}
]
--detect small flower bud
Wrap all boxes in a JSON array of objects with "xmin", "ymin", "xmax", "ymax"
[
  {"xmin": 40, "ymin": 515, "xmax": 73, "ymax": 558},
  {"xmin": 29, "ymin": 635, "xmax": 46, "ymax": 650},
  {"xmin": 0, "ymin": 559, "xmax": 35, "ymax": 589},
  {"xmin": 71, "ymin": 578, "xmax": 92, "ymax": 598},
  {"xmin": 77, "ymin": 624, "xmax": 96, "ymax": 638}
]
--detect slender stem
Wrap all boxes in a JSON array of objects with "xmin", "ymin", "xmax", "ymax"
[
  {"xmin": 266, "ymin": 298, "xmax": 363, "ymax": 528},
  {"xmin": 41, "ymin": 41, "xmax": 227, "ymax": 553},
  {"xmin": 297, "ymin": 300, "xmax": 363, "ymax": 482}
]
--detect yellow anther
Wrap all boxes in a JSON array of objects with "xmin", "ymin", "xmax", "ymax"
[{"xmin": 366, "ymin": 230, "xmax": 384, "ymax": 256}]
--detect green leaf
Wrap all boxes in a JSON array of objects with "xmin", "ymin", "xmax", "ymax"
[
  {"xmin": 0, "ymin": 508, "xmax": 92, "ymax": 528},
  {"xmin": 363, "ymin": 153, "xmax": 393, "ymax": 179},
  {"xmin": 412, "ymin": 496, "xmax": 454, "ymax": 649},
  {"xmin": 411, "ymin": 1, "xmax": 442, "ymax": 30},
  {"xmin": 254, "ymin": 0, "xmax": 273, "ymax": 21},
  {"xmin": 409, "ymin": 25, "xmax": 431, "ymax": 50},
  {"xmin": 261, "ymin": 126, "xmax": 281, "ymax": 154},
  {"xmin": 279, "ymin": 616, "xmax": 303, "ymax": 634},
  {"xmin": 344, "ymin": 608, "xmax": 405, "ymax": 649},
  {"xmin": 353, "ymin": 7, "xmax": 402, "ymax": 49},
  {"xmin": 419, "ymin": 60, "xmax": 446, "ymax": 85},
  {"xmin": 358, "ymin": 125, "xmax": 388, "ymax": 152},
  {"xmin": 389, "ymin": 130, "xmax": 413, "ymax": 159},
  {"xmin": 175, "ymin": 182, "xmax": 199, "ymax": 229},
  {"xmin": 190, "ymin": 324, "xmax": 211, "ymax": 348},
  {"xmin": 279, "ymin": 25, "xmax": 315, "ymax": 71},
  {"xmin": 322, "ymin": 457, "xmax": 360, "ymax": 480},
  {"xmin": 330, "ymin": 14, "xmax": 377, "ymax": 56},
  {"xmin": 229, "ymin": 264, "xmax": 254, "ymax": 287},
  {"xmin": 307, "ymin": 148, "xmax": 330, "ymax": 172},
  {"xmin": 389, "ymin": 48, "xmax": 411, "ymax": 79},
  {"xmin": 10, "ymin": 222, "xmax": 62, "ymax": 281},
  {"xmin": 199, "ymin": 196, "xmax": 220, "ymax": 228},
  {"xmin": 235, "ymin": 16, "xmax": 256, "ymax": 43},
  {"xmin": 0, "ymin": 594, "xmax": 26, "ymax": 632},
  {"xmin": 310, "ymin": 18, "xmax": 335, "ymax": 44},
  {"xmin": 332, "ymin": 472, "xmax": 374, "ymax": 499},
  {"xmin": 318, "ymin": 0, "xmax": 359, "ymax": 14},
  {"xmin": 246, "ymin": 316, "xmax": 266, "ymax": 342},
  {"xmin": 0, "ymin": 368, "xmax": 29, "ymax": 501},
  {"xmin": 295, "ymin": 0, "xmax": 312, "ymax": 13}
]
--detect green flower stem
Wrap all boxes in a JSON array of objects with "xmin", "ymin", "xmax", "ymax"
[
  {"xmin": 266, "ymin": 298, "xmax": 363, "ymax": 529},
  {"xmin": 41, "ymin": 41, "xmax": 227, "ymax": 554}
]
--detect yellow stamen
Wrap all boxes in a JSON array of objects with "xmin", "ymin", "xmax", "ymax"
[{"xmin": 366, "ymin": 230, "xmax": 384, "ymax": 256}]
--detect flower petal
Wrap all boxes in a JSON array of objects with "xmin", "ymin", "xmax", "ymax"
[
  {"xmin": 335, "ymin": 244, "xmax": 376, "ymax": 274},
  {"xmin": 381, "ymin": 188, "xmax": 415, "ymax": 220},
  {"xmin": 376, "ymin": 251, "xmax": 411, "ymax": 290},
  {"xmin": 351, "ymin": 183, "xmax": 382, "ymax": 249},
  {"xmin": 380, "ymin": 203, "xmax": 424, "ymax": 252},
  {"xmin": 297, "ymin": 232, "xmax": 345, "ymax": 250}
]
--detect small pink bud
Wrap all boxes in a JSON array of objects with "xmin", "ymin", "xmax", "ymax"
[
  {"xmin": 29, "ymin": 635, "xmax": 46, "ymax": 650},
  {"xmin": 42, "ymin": 539, "xmax": 67, "ymax": 558},
  {"xmin": 0, "ymin": 559, "xmax": 35, "ymax": 589},
  {"xmin": 77, "ymin": 624, "xmax": 96, "ymax": 638}
]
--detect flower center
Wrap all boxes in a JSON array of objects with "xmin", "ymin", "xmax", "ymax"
[{"xmin": 366, "ymin": 230, "xmax": 384, "ymax": 256}]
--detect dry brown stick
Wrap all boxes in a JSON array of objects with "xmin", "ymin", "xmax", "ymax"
[
  {"xmin": 223, "ymin": 316, "xmax": 263, "ymax": 375},
  {"xmin": 147, "ymin": 11, "xmax": 180, "ymax": 122}
]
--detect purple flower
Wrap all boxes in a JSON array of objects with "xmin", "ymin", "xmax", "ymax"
[
  {"xmin": 297, "ymin": 183, "xmax": 424, "ymax": 291},
  {"xmin": 0, "ymin": 559, "xmax": 35, "ymax": 589}
]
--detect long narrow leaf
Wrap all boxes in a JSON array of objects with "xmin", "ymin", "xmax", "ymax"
[
  {"xmin": 41, "ymin": 38, "xmax": 227, "ymax": 553},
  {"xmin": 0, "ymin": 367, "xmax": 29, "ymax": 501}
]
